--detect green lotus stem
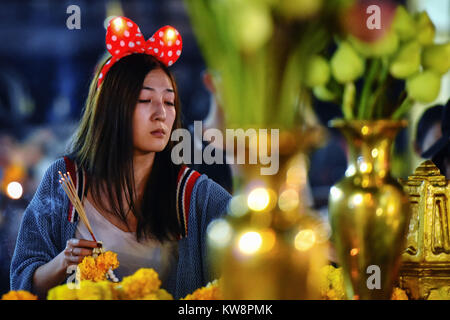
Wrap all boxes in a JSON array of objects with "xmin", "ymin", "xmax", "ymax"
[
  {"xmin": 342, "ymin": 82, "xmax": 356, "ymax": 120},
  {"xmin": 378, "ymin": 57, "xmax": 390, "ymax": 85},
  {"xmin": 372, "ymin": 82, "xmax": 389, "ymax": 119},
  {"xmin": 392, "ymin": 96, "xmax": 414, "ymax": 120},
  {"xmin": 358, "ymin": 59, "xmax": 381, "ymax": 119},
  {"xmin": 368, "ymin": 58, "xmax": 390, "ymax": 118}
]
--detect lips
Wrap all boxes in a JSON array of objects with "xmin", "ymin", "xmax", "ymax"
[{"xmin": 150, "ymin": 128, "xmax": 166, "ymax": 137}]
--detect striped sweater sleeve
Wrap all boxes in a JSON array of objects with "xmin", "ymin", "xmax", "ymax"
[
  {"xmin": 10, "ymin": 159, "xmax": 66, "ymax": 292},
  {"xmin": 194, "ymin": 176, "xmax": 232, "ymax": 283}
]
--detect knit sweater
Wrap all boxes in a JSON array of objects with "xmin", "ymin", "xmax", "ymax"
[{"xmin": 10, "ymin": 158, "xmax": 231, "ymax": 299}]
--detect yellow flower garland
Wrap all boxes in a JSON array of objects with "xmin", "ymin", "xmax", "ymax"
[
  {"xmin": 42, "ymin": 259, "xmax": 448, "ymax": 300},
  {"xmin": 47, "ymin": 280, "xmax": 117, "ymax": 300},
  {"xmin": 119, "ymin": 268, "xmax": 163, "ymax": 300},
  {"xmin": 78, "ymin": 251, "xmax": 119, "ymax": 282},
  {"xmin": 182, "ymin": 280, "xmax": 222, "ymax": 300},
  {"xmin": 319, "ymin": 265, "xmax": 409, "ymax": 300},
  {"xmin": 1, "ymin": 290, "xmax": 37, "ymax": 300},
  {"xmin": 47, "ymin": 268, "xmax": 173, "ymax": 300},
  {"xmin": 319, "ymin": 265, "xmax": 346, "ymax": 300}
]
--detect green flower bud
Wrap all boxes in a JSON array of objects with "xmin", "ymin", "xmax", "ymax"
[
  {"xmin": 422, "ymin": 43, "xmax": 450, "ymax": 75},
  {"xmin": 389, "ymin": 41, "xmax": 421, "ymax": 79},
  {"xmin": 406, "ymin": 70, "xmax": 441, "ymax": 103},
  {"xmin": 277, "ymin": 0, "xmax": 323, "ymax": 20},
  {"xmin": 331, "ymin": 42, "xmax": 365, "ymax": 83},
  {"xmin": 234, "ymin": 2, "xmax": 273, "ymax": 53},
  {"xmin": 392, "ymin": 6, "xmax": 416, "ymax": 41},
  {"xmin": 313, "ymin": 85, "xmax": 336, "ymax": 102},
  {"xmin": 304, "ymin": 55, "xmax": 330, "ymax": 87},
  {"xmin": 415, "ymin": 11, "xmax": 435, "ymax": 45},
  {"xmin": 348, "ymin": 31, "xmax": 399, "ymax": 58}
]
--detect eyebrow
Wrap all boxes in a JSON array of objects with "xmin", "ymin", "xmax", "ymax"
[{"xmin": 142, "ymin": 86, "xmax": 174, "ymax": 93}]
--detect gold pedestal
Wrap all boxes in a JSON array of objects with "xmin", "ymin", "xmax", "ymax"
[{"xmin": 400, "ymin": 160, "xmax": 450, "ymax": 300}]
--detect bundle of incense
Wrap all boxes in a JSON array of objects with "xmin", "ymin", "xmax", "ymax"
[{"xmin": 58, "ymin": 171, "xmax": 97, "ymax": 242}]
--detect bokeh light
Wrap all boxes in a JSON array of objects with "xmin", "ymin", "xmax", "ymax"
[
  {"xmin": 351, "ymin": 194, "xmax": 363, "ymax": 206},
  {"xmin": 6, "ymin": 182, "xmax": 23, "ymax": 200},
  {"xmin": 350, "ymin": 248, "xmax": 359, "ymax": 256},
  {"xmin": 278, "ymin": 188, "xmax": 299, "ymax": 212},
  {"xmin": 165, "ymin": 27, "xmax": 176, "ymax": 42},
  {"xmin": 229, "ymin": 194, "xmax": 249, "ymax": 218},
  {"xmin": 113, "ymin": 17, "xmax": 124, "ymax": 31},
  {"xmin": 207, "ymin": 219, "xmax": 233, "ymax": 249},
  {"xmin": 238, "ymin": 231, "xmax": 262, "ymax": 255},
  {"xmin": 247, "ymin": 187, "xmax": 270, "ymax": 212},
  {"xmin": 294, "ymin": 229, "xmax": 316, "ymax": 251}
]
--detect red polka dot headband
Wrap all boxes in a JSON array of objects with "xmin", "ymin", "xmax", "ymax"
[{"xmin": 97, "ymin": 16, "xmax": 183, "ymax": 87}]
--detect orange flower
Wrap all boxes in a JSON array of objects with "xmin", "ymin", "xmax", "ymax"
[
  {"xmin": 183, "ymin": 280, "xmax": 222, "ymax": 300},
  {"xmin": 78, "ymin": 251, "xmax": 119, "ymax": 282},
  {"xmin": 120, "ymin": 268, "xmax": 162, "ymax": 300},
  {"xmin": 2, "ymin": 290, "xmax": 38, "ymax": 300}
]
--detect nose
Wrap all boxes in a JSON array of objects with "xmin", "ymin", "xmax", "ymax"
[{"xmin": 150, "ymin": 97, "xmax": 166, "ymax": 121}]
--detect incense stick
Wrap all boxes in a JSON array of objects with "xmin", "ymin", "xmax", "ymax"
[{"xmin": 58, "ymin": 171, "xmax": 97, "ymax": 242}]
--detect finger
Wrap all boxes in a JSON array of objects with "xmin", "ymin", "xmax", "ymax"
[
  {"xmin": 64, "ymin": 247, "xmax": 73, "ymax": 257},
  {"xmin": 69, "ymin": 238, "xmax": 99, "ymax": 249},
  {"xmin": 72, "ymin": 247, "xmax": 93, "ymax": 257},
  {"xmin": 67, "ymin": 254, "xmax": 85, "ymax": 264}
]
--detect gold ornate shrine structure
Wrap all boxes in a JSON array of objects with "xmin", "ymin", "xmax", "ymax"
[{"xmin": 399, "ymin": 160, "xmax": 450, "ymax": 299}]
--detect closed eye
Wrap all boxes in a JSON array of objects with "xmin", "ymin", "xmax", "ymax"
[
  {"xmin": 138, "ymin": 99, "xmax": 151, "ymax": 103},
  {"xmin": 166, "ymin": 101, "xmax": 175, "ymax": 106}
]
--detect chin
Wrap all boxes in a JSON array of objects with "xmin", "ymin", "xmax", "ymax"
[{"xmin": 138, "ymin": 142, "xmax": 168, "ymax": 154}]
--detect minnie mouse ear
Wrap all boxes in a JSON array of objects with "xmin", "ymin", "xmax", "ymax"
[
  {"xmin": 98, "ymin": 17, "xmax": 183, "ymax": 87},
  {"xmin": 146, "ymin": 25, "xmax": 183, "ymax": 67},
  {"xmin": 105, "ymin": 17, "xmax": 146, "ymax": 57}
]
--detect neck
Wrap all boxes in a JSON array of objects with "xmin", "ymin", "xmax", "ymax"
[{"xmin": 133, "ymin": 151, "xmax": 156, "ymax": 198}]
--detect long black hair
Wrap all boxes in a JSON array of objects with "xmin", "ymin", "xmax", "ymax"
[{"xmin": 69, "ymin": 53, "xmax": 183, "ymax": 242}]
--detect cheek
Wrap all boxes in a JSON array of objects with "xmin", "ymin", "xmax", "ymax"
[
  {"xmin": 166, "ymin": 108, "xmax": 177, "ymax": 129},
  {"xmin": 132, "ymin": 106, "xmax": 148, "ymax": 136}
]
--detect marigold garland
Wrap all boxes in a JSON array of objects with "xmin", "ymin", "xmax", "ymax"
[
  {"xmin": 47, "ymin": 268, "xmax": 173, "ymax": 300},
  {"xmin": 182, "ymin": 280, "xmax": 222, "ymax": 300},
  {"xmin": 44, "ymin": 264, "xmax": 450, "ymax": 300},
  {"xmin": 319, "ymin": 265, "xmax": 409, "ymax": 300},
  {"xmin": 119, "ymin": 268, "xmax": 163, "ymax": 300},
  {"xmin": 78, "ymin": 251, "xmax": 119, "ymax": 282},
  {"xmin": 47, "ymin": 280, "xmax": 118, "ymax": 300},
  {"xmin": 1, "ymin": 290, "xmax": 38, "ymax": 300},
  {"xmin": 319, "ymin": 265, "xmax": 346, "ymax": 300},
  {"xmin": 139, "ymin": 289, "xmax": 173, "ymax": 300}
]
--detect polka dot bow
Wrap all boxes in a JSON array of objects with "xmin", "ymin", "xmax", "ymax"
[{"xmin": 98, "ymin": 16, "xmax": 183, "ymax": 87}]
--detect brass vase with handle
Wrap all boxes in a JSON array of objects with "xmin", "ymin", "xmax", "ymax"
[{"xmin": 328, "ymin": 119, "xmax": 412, "ymax": 300}]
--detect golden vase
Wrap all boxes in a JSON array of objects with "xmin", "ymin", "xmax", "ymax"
[
  {"xmin": 328, "ymin": 120, "xmax": 411, "ymax": 300},
  {"xmin": 207, "ymin": 128, "xmax": 329, "ymax": 299}
]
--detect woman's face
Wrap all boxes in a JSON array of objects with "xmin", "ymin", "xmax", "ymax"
[{"xmin": 133, "ymin": 68, "xmax": 176, "ymax": 155}]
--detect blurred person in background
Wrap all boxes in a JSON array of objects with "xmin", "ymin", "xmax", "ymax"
[
  {"xmin": 414, "ymin": 104, "xmax": 443, "ymax": 157},
  {"xmin": 186, "ymin": 70, "xmax": 233, "ymax": 194},
  {"xmin": 420, "ymin": 99, "xmax": 450, "ymax": 179}
]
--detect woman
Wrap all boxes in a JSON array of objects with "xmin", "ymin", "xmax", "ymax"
[{"xmin": 10, "ymin": 17, "xmax": 231, "ymax": 299}]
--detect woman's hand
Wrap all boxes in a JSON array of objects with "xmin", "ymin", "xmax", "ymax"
[
  {"xmin": 62, "ymin": 238, "xmax": 99, "ymax": 267},
  {"xmin": 32, "ymin": 238, "xmax": 99, "ymax": 299}
]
